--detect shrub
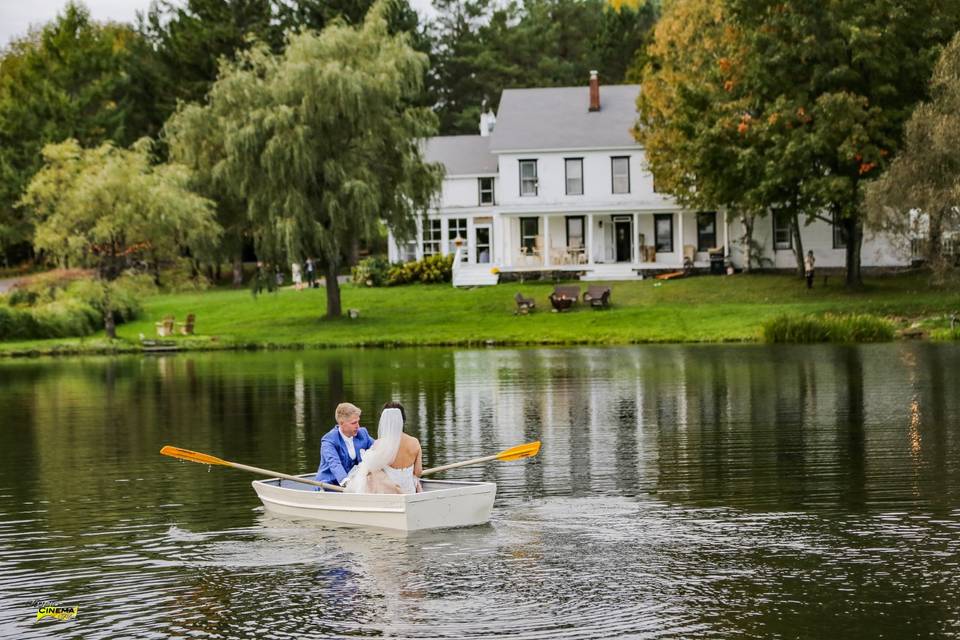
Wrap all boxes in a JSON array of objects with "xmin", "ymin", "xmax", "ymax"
[
  {"xmin": 763, "ymin": 313, "xmax": 895, "ymax": 343},
  {"xmin": 387, "ymin": 254, "xmax": 453, "ymax": 286},
  {"xmin": 0, "ymin": 271, "xmax": 152, "ymax": 341},
  {"xmin": 352, "ymin": 256, "xmax": 392, "ymax": 287}
]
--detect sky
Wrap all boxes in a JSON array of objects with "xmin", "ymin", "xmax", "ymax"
[{"xmin": 0, "ymin": 0, "xmax": 436, "ymax": 49}]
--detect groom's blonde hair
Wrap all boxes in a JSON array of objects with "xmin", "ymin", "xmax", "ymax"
[{"xmin": 335, "ymin": 402, "xmax": 361, "ymax": 424}]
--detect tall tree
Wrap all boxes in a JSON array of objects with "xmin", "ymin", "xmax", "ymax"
[
  {"xmin": 727, "ymin": 0, "xmax": 960, "ymax": 287},
  {"xmin": 20, "ymin": 138, "xmax": 220, "ymax": 337},
  {"xmin": 165, "ymin": 1, "xmax": 443, "ymax": 318},
  {"xmin": 865, "ymin": 31, "xmax": 960, "ymax": 278},
  {"xmin": 0, "ymin": 2, "xmax": 164, "ymax": 262},
  {"xmin": 636, "ymin": 0, "xmax": 773, "ymax": 270},
  {"xmin": 430, "ymin": 0, "xmax": 659, "ymax": 134},
  {"xmin": 141, "ymin": 0, "xmax": 281, "ymax": 112}
]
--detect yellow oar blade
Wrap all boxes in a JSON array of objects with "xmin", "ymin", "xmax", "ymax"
[
  {"xmin": 496, "ymin": 441, "xmax": 541, "ymax": 462},
  {"xmin": 160, "ymin": 445, "xmax": 228, "ymax": 467}
]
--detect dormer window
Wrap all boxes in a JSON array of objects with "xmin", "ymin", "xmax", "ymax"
[
  {"xmin": 519, "ymin": 159, "xmax": 538, "ymax": 196},
  {"xmin": 565, "ymin": 158, "xmax": 583, "ymax": 195},
  {"xmin": 478, "ymin": 177, "xmax": 494, "ymax": 205}
]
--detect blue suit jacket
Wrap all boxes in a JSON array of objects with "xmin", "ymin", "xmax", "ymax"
[{"xmin": 315, "ymin": 425, "xmax": 374, "ymax": 486}]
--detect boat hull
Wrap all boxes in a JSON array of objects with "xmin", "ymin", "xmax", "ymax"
[{"xmin": 252, "ymin": 475, "xmax": 496, "ymax": 532}]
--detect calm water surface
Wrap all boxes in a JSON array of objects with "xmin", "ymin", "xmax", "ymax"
[{"xmin": 1, "ymin": 344, "xmax": 959, "ymax": 638}]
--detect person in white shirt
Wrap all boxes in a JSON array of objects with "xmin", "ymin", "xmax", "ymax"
[{"xmin": 315, "ymin": 402, "xmax": 375, "ymax": 487}]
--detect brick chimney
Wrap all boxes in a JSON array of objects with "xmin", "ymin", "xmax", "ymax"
[{"xmin": 589, "ymin": 70, "xmax": 600, "ymax": 112}]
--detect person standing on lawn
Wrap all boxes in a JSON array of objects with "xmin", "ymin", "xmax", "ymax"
[{"xmin": 804, "ymin": 250, "xmax": 816, "ymax": 289}]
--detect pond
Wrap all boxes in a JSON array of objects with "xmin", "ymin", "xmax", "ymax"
[{"xmin": 1, "ymin": 344, "xmax": 959, "ymax": 638}]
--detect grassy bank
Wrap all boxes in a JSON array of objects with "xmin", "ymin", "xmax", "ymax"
[{"xmin": 1, "ymin": 272, "xmax": 958, "ymax": 356}]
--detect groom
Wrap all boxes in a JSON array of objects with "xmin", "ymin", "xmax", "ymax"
[{"xmin": 316, "ymin": 402, "xmax": 375, "ymax": 488}]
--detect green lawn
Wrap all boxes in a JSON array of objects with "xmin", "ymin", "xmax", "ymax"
[{"xmin": 2, "ymin": 271, "xmax": 958, "ymax": 356}]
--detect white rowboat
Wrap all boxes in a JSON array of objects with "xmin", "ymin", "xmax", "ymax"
[{"xmin": 252, "ymin": 474, "xmax": 497, "ymax": 532}]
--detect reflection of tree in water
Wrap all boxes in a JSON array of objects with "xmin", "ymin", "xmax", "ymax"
[{"xmin": 837, "ymin": 346, "xmax": 866, "ymax": 509}]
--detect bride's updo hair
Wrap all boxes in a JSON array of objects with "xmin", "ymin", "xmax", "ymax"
[{"xmin": 382, "ymin": 401, "xmax": 405, "ymax": 422}]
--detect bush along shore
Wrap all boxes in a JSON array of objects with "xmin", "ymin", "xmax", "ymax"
[{"xmin": 0, "ymin": 272, "xmax": 958, "ymax": 356}]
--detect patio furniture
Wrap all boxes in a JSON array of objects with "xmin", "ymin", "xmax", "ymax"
[
  {"xmin": 583, "ymin": 285, "xmax": 611, "ymax": 309},
  {"xmin": 179, "ymin": 313, "xmax": 196, "ymax": 335},
  {"xmin": 514, "ymin": 292, "xmax": 536, "ymax": 315},
  {"xmin": 155, "ymin": 315, "xmax": 175, "ymax": 337},
  {"xmin": 549, "ymin": 285, "xmax": 581, "ymax": 312}
]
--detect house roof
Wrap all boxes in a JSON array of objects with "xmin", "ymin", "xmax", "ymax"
[
  {"xmin": 423, "ymin": 135, "xmax": 497, "ymax": 176},
  {"xmin": 488, "ymin": 84, "xmax": 641, "ymax": 152}
]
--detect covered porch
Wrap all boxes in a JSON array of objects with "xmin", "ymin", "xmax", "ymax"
[{"xmin": 500, "ymin": 210, "xmax": 730, "ymax": 273}]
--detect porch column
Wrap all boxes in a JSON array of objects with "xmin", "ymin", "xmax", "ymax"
[
  {"xmin": 467, "ymin": 217, "xmax": 475, "ymax": 264},
  {"xmin": 440, "ymin": 218, "xmax": 449, "ymax": 256},
  {"xmin": 543, "ymin": 214, "xmax": 550, "ymax": 266},
  {"xmin": 723, "ymin": 214, "xmax": 730, "ymax": 258},
  {"xmin": 677, "ymin": 212, "xmax": 684, "ymax": 260},
  {"xmin": 633, "ymin": 212, "xmax": 639, "ymax": 263},
  {"xmin": 587, "ymin": 213, "xmax": 595, "ymax": 264},
  {"xmin": 416, "ymin": 219, "xmax": 423, "ymax": 260}
]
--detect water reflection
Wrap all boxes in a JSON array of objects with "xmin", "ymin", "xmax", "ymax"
[{"xmin": 0, "ymin": 344, "xmax": 959, "ymax": 638}]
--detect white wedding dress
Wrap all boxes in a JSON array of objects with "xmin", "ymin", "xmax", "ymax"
[
  {"xmin": 382, "ymin": 465, "xmax": 418, "ymax": 494},
  {"xmin": 346, "ymin": 408, "xmax": 419, "ymax": 494}
]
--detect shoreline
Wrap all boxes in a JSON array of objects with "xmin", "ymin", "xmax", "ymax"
[{"xmin": 2, "ymin": 273, "xmax": 958, "ymax": 358}]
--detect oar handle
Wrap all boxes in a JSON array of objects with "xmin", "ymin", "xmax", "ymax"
[
  {"xmin": 227, "ymin": 461, "xmax": 345, "ymax": 492},
  {"xmin": 421, "ymin": 453, "xmax": 498, "ymax": 476}
]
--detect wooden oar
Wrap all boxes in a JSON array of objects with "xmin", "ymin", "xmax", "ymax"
[
  {"xmin": 421, "ymin": 441, "xmax": 541, "ymax": 477},
  {"xmin": 160, "ymin": 445, "xmax": 344, "ymax": 492}
]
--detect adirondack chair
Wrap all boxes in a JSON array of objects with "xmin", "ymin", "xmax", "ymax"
[
  {"xmin": 514, "ymin": 292, "xmax": 536, "ymax": 315},
  {"xmin": 179, "ymin": 313, "xmax": 196, "ymax": 335},
  {"xmin": 155, "ymin": 315, "xmax": 175, "ymax": 337},
  {"xmin": 583, "ymin": 285, "xmax": 611, "ymax": 309},
  {"xmin": 549, "ymin": 285, "xmax": 580, "ymax": 312}
]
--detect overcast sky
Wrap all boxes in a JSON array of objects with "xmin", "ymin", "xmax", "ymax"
[{"xmin": 0, "ymin": 0, "xmax": 436, "ymax": 49}]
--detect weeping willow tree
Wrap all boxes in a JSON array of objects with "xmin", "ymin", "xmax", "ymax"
[
  {"xmin": 166, "ymin": 1, "xmax": 443, "ymax": 318},
  {"xmin": 20, "ymin": 138, "xmax": 220, "ymax": 337}
]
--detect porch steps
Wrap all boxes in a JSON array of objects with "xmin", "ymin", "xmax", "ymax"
[
  {"xmin": 580, "ymin": 265, "xmax": 643, "ymax": 281},
  {"xmin": 453, "ymin": 266, "xmax": 500, "ymax": 287}
]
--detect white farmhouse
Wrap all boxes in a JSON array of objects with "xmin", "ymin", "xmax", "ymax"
[{"xmin": 388, "ymin": 73, "xmax": 910, "ymax": 286}]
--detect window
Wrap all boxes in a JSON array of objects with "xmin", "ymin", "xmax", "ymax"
[
  {"xmin": 832, "ymin": 212, "xmax": 847, "ymax": 249},
  {"xmin": 612, "ymin": 156, "xmax": 630, "ymax": 194},
  {"xmin": 773, "ymin": 210, "xmax": 792, "ymax": 250},
  {"xmin": 566, "ymin": 216, "xmax": 585, "ymax": 248},
  {"xmin": 520, "ymin": 217, "xmax": 539, "ymax": 253},
  {"xmin": 654, "ymin": 214, "xmax": 673, "ymax": 253},
  {"xmin": 478, "ymin": 177, "xmax": 494, "ymax": 205},
  {"xmin": 423, "ymin": 219, "xmax": 442, "ymax": 256},
  {"xmin": 565, "ymin": 158, "xmax": 583, "ymax": 195},
  {"xmin": 400, "ymin": 240, "xmax": 417, "ymax": 262},
  {"xmin": 697, "ymin": 211, "xmax": 717, "ymax": 252},
  {"xmin": 519, "ymin": 159, "xmax": 538, "ymax": 196},
  {"xmin": 448, "ymin": 217, "xmax": 468, "ymax": 257}
]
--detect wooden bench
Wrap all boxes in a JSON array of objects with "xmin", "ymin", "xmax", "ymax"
[
  {"xmin": 549, "ymin": 285, "xmax": 580, "ymax": 312},
  {"xmin": 583, "ymin": 285, "xmax": 611, "ymax": 309}
]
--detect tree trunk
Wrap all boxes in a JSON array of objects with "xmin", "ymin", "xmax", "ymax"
[
  {"xmin": 232, "ymin": 257, "xmax": 244, "ymax": 287},
  {"xmin": 740, "ymin": 213, "xmax": 755, "ymax": 273},
  {"xmin": 790, "ymin": 211, "xmax": 805, "ymax": 278},
  {"xmin": 215, "ymin": 262, "xmax": 222, "ymax": 283},
  {"xmin": 324, "ymin": 257, "xmax": 342, "ymax": 318},
  {"xmin": 102, "ymin": 282, "xmax": 116, "ymax": 339},
  {"xmin": 928, "ymin": 207, "xmax": 946, "ymax": 277},
  {"xmin": 843, "ymin": 217, "xmax": 863, "ymax": 289}
]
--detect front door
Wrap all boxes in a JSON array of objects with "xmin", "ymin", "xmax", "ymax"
[
  {"xmin": 475, "ymin": 224, "xmax": 492, "ymax": 263},
  {"xmin": 614, "ymin": 219, "xmax": 632, "ymax": 262}
]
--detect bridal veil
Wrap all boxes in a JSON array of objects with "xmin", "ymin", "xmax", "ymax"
[{"xmin": 345, "ymin": 408, "xmax": 403, "ymax": 494}]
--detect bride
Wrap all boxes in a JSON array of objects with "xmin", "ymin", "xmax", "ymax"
[{"xmin": 345, "ymin": 406, "xmax": 422, "ymax": 494}]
